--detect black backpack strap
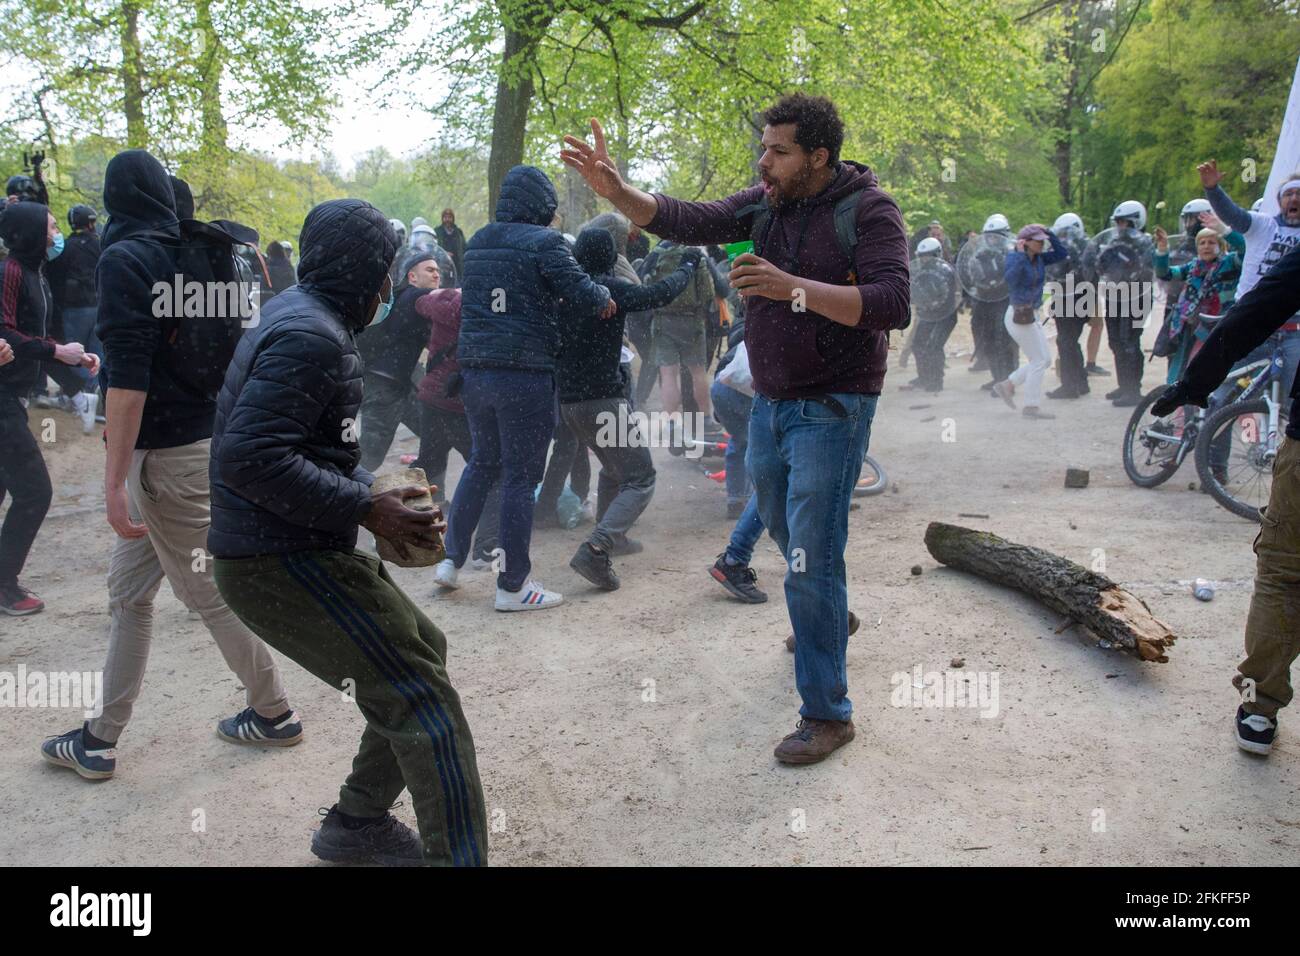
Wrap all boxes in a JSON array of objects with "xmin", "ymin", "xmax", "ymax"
[
  {"xmin": 734, "ymin": 198, "xmax": 770, "ymax": 255},
  {"xmin": 833, "ymin": 189, "xmax": 864, "ymax": 262}
]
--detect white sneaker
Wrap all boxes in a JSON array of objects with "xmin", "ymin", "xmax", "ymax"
[
  {"xmin": 469, "ymin": 555, "xmax": 493, "ymax": 571},
  {"xmin": 72, "ymin": 391, "xmax": 96, "ymax": 434},
  {"xmin": 433, "ymin": 558, "xmax": 460, "ymax": 590},
  {"xmin": 495, "ymin": 579, "xmax": 562, "ymax": 612}
]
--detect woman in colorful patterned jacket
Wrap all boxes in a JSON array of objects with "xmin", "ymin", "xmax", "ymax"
[{"xmin": 1154, "ymin": 222, "xmax": 1244, "ymax": 383}]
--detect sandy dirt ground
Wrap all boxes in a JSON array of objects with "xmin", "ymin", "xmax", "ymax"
[{"xmin": 3, "ymin": 313, "xmax": 1298, "ymax": 867}]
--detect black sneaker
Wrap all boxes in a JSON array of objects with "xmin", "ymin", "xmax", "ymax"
[
  {"xmin": 980, "ymin": 381, "xmax": 995, "ymax": 391},
  {"xmin": 1105, "ymin": 386, "xmax": 1125, "ymax": 400},
  {"xmin": 709, "ymin": 554, "xmax": 767, "ymax": 604},
  {"xmin": 570, "ymin": 542, "xmax": 620, "ymax": 590},
  {"xmin": 311, "ymin": 805, "xmax": 423, "ymax": 866},
  {"xmin": 1111, "ymin": 391, "xmax": 1141, "ymax": 408},
  {"xmin": 1086, "ymin": 363, "xmax": 1110, "ymax": 376},
  {"xmin": 1046, "ymin": 386, "xmax": 1080, "ymax": 400},
  {"xmin": 1235, "ymin": 705, "xmax": 1276, "ymax": 756}
]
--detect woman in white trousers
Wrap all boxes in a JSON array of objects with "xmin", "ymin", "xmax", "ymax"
[{"xmin": 993, "ymin": 223, "xmax": 1068, "ymax": 419}]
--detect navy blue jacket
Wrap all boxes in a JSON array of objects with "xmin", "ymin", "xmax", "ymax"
[
  {"xmin": 457, "ymin": 165, "xmax": 610, "ymax": 373},
  {"xmin": 208, "ymin": 199, "xmax": 398, "ymax": 558}
]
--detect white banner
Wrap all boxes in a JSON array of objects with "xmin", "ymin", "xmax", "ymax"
[{"xmin": 1261, "ymin": 56, "xmax": 1300, "ymax": 217}]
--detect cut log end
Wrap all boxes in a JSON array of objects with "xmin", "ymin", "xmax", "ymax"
[{"xmin": 924, "ymin": 521, "xmax": 1177, "ymax": 663}]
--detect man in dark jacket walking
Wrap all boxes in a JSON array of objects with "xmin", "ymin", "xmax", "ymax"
[
  {"xmin": 1154, "ymin": 243, "xmax": 1300, "ymax": 760},
  {"xmin": 434, "ymin": 208, "xmax": 466, "ymax": 286},
  {"xmin": 210, "ymin": 198, "xmax": 488, "ymax": 866},
  {"xmin": 564, "ymin": 94, "xmax": 910, "ymax": 763},
  {"xmin": 46, "ymin": 204, "xmax": 102, "ymax": 432},
  {"xmin": 0, "ymin": 202, "xmax": 99, "ymax": 615},
  {"xmin": 561, "ymin": 226, "xmax": 698, "ymax": 591},
  {"xmin": 356, "ymin": 249, "xmax": 442, "ymax": 471},
  {"xmin": 435, "ymin": 164, "xmax": 613, "ymax": 611}
]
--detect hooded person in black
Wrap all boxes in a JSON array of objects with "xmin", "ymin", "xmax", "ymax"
[
  {"xmin": 558, "ymin": 226, "xmax": 699, "ymax": 591},
  {"xmin": 265, "ymin": 240, "xmax": 296, "ymax": 296},
  {"xmin": 356, "ymin": 248, "xmax": 442, "ymax": 471},
  {"xmin": 46, "ymin": 203, "xmax": 104, "ymax": 431},
  {"xmin": 42, "ymin": 149, "xmax": 300, "ymax": 784},
  {"xmin": 0, "ymin": 201, "xmax": 98, "ymax": 614},
  {"xmin": 209, "ymin": 198, "xmax": 488, "ymax": 867}
]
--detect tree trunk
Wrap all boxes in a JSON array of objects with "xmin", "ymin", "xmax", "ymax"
[
  {"xmin": 120, "ymin": 0, "xmax": 148, "ymax": 148},
  {"xmin": 924, "ymin": 522, "xmax": 1177, "ymax": 662},
  {"xmin": 194, "ymin": 0, "xmax": 227, "ymax": 154},
  {"xmin": 487, "ymin": 10, "xmax": 552, "ymax": 218}
]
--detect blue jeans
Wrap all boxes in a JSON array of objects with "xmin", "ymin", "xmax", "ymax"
[
  {"xmin": 445, "ymin": 368, "xmax": 556, "ymax": 591},
  {"xmin": 724, "ymin": 493, "xmax": 764, "ymax": 566},
  {"xmin": 710, "ymin": 379, "xmax": 753, "ymax": 504},
  {"xmin": 748, "ymin": 391, "xmax": 877, "ymax": 722},
  {"xmin": 61, "ymin": 305, "xmax": 102, "ymax": 389}
]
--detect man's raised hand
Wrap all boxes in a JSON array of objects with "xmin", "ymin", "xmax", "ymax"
[
  {"xmin": 1197, "ymin": 160, "xmax": 1223, "ymax": 190},
  {"xmin": 561, "ymin": 119, "xmax": 625, "ymax": 200}
]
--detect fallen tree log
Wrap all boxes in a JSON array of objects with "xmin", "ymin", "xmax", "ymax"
[{"xmin": 924, "ymin": 522, "xmax": 1177, "ymax": 662}]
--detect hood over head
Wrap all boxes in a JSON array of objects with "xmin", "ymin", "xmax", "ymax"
[
  {"xmin": 494, "ymin": 165, "xmax": 558, "ymax": 225},
  {"xmin": 582, "ymin": 211, "xmax": 630, "ymax": 255},
  {"xmin": 102, "ymin": 150, "xmax": 178, "ymax": 248},
  {"xmin": 296, "ymin": 198, "xmax": 398, "ymax": 332},
  {"xmin": 574, "ymin": 226, "xmax": 616, "ymax": 275},
  {"xmin": 0, "ymin": 201, "xmax": 50, "ymax": 269}
]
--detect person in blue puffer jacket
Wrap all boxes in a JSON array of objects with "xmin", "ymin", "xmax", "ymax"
[
  {"xmin": 436, "ymin": 164, "xmax": 614, "ymax": 612},
  {"xmin": 992, "ymin": 223, "xmax": 1068, "ymax": 419}
]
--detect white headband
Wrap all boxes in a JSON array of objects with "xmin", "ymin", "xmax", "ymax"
[{"xmin": 1279, "ymin": 180, "xmax": 1300, "ymax": 198}]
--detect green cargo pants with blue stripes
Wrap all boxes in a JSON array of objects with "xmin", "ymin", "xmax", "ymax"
[{"xmin": 214, "ymin": 548, "xmax": 488, "ymax": 866}]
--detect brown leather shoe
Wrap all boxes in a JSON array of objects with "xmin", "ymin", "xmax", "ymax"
[
  {"xmin": 785, "ymin": 611, "xmax": 859, "ymax": 652},
  {"xmin": 773, "ymin": 718, "xmax": 856, "ymax": 764}
]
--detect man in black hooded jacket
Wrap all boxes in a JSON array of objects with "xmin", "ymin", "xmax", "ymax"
[
  {"xmin": 560, "ymin": 226, "xmax": 698, "ymax": 590},
  {"xmin": 0, "ymin": 201, "xmax": 98, "ymax": 615},
  {"xmin": 209, "ymin": 199, "xmax": 487, "ymax": 866},
  {"xmin": 41, "ymin": 150, "xmax": 299, "ymax": 784}
]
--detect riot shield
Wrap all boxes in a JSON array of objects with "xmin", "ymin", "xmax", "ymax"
[
  {"xmin": 956, "ymin": 232, "xmax": 1014, "ymax": 302},
  {"xmin": 910, "ymin": 255, "xmax": 959, "ymax": 322}
]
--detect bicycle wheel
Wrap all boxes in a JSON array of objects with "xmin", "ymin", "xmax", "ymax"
[
  {"xmin": 1122, "ymin": 385, "xmax": 1187, "ymax": 488},
  {"xmin": 854, "ymin": 454, "xmax": 889, "ymax": 497},
  {"xmin": 1195, "ymin": 399, "xmax": 1284, "ymax": 521}
]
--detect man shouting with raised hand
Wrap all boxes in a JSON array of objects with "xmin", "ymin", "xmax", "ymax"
[{"xmin": 562, "ymin": 94, "xmax": 910, "ymax": 764}]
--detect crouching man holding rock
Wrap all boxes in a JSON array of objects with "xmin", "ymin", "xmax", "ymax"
[{"xmin": 208, "ymin": 198, "xmax": 488, "ymax": 866}]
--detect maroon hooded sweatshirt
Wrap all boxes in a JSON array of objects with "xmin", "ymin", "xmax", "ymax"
[{"xmin": 647, "ymin": 160, "xmax": 909, "ymax": 399}]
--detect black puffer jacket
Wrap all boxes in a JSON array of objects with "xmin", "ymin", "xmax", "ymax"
[
  {"xmin": 208, "ymin": 199, "xmax": 398, "ymax": 559},
  {"xmin": 0, "ymin": 201, "xmax": 58, "ymax": 397},
  {"xmin": 457, "ymin": 165, "xmax": 610, "ymax": 372}
]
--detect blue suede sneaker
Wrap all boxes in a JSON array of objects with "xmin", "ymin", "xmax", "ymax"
[
  {"xmin": 217, "ymin": 707, "xmax": 304, "ymax": 747},
  {"xmin": 1235, "ymin": 705, "xmax": 1276, "ymax": 756},
  {"xmin": 41, "ymin": 727, "xmax": 116, "ymax": 780}
]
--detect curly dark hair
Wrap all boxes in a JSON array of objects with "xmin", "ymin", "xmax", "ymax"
[{"xmin": 763, "ymin": 94, "xmax": 844, "ymax": 165}]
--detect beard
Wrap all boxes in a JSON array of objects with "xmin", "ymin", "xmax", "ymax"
[{"xmin": 763, "ymin": 159, "xmax": 815, "ymax": 209}]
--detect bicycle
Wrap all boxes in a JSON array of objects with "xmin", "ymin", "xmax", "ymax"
[
  {"xmin": 1122, "ymin": 317, "xmax": 1268, "ymax": 487},
  {"xmin": 854, "ymin": 452, "xmax": 889, "ymax": 497},
  {"xmin": 1194, "ymin": 341, "xmax": 1291, "ymax": 521}
]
